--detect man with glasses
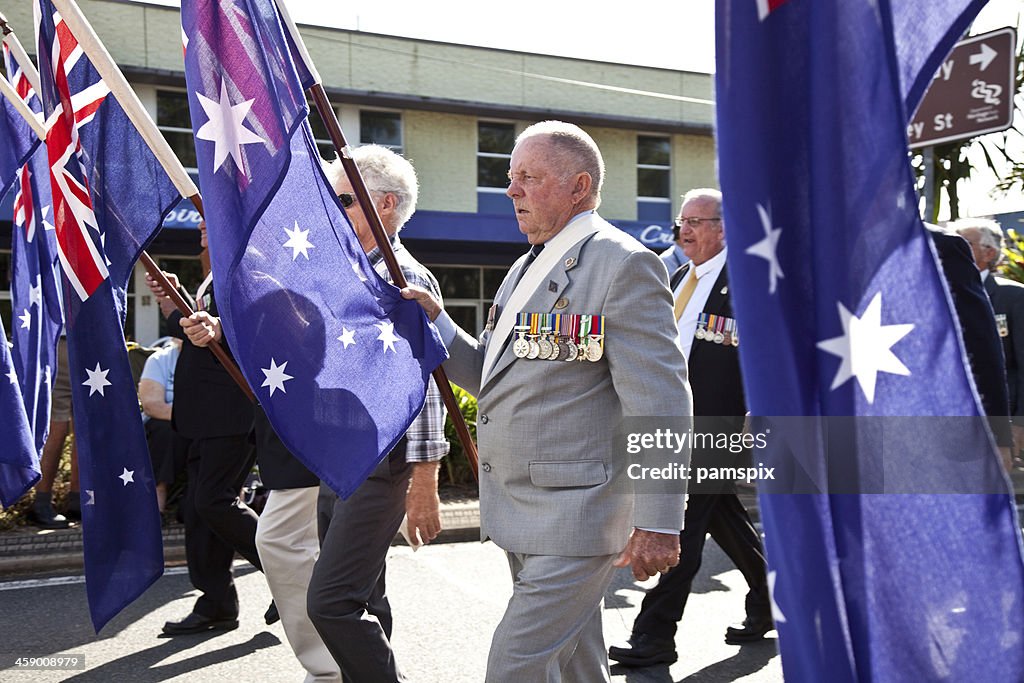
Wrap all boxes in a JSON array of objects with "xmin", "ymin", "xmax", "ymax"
[
  {"xmin": 307, "ymin": 145, "xmax": 448, "ymax": 682},
  {"xmin": 609, "ymin": 188, "xmax": 772, "ymax": 668}
]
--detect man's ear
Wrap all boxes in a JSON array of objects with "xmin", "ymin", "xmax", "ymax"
[{"xmin": 573, "ymin": 172, "xmax": 593, "ymax": 201}]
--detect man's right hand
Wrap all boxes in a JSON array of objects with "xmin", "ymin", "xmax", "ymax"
[
  {"xmin": 401, "ymin": 285, "xmax": 442, "ymax": 322},
  {"xmin": 145, "ymin": 271, "xmax": 180, "ymax": 300}
]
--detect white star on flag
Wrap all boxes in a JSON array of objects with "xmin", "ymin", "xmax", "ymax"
[
  {"xmin": 768, "ymin": 570, "xmax": 786, "ymax": 623},
  {"xmin": 5, "ymin": 365, "xmax": 17, "ymax": 385},
  {"xmin": 352, "ymin": 261, "xmax": 369, "ymax": 282},
  {"xmin": 283, "ymin": 222, "xmax": 315, "ymax": 260},
  {"xmin": 18, "ymin": 309, "xmax": 31, "ymax": 330},
  {"xmin": 338, "ymin": 328, "xmax": 356, "ymax": 349},
  {"xmin": 44, "ymin": 366, "xmax": 51, "ymax": 385},
  {"xmin": 42, "ymin": 205, "xmax": 55, "ymax": 232},
  {"xmin": 118, "ymin": 468, "xmax": 135, "ymax": 486},
  {"xmin": 746, "ymin": 204, "xmax": 784, "ymax": 295},
  {"xmin": 85, "ymin": 490, "xmax": 96, "ymax": 506},
  {"xmin": 83, "ymin": 363, "xmax": 112, "ymax": 397},
  {"xmin": 816, "ymin": 292, "xmax": 914, "ymax": 403},
  {"xmin": 29, "ymin": 276, "xmax": 43, "ymax": 308},
  {"xmin": 195, "ymin": 80, "xmax": 265, "ymax": 174},
  {"xmin": 99, "ymin": 231, "xmax": 113, "ymax": 267},
  {"xmin": 376, "ymin": 322, "xmax": 400, "ymax": 353},
  {"xmin": 261, "ymin": 358, "xmax": 294, "ymax": 397}
]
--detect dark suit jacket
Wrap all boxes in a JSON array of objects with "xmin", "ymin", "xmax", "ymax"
[
  {"xmin": 927, "ymin": 230, "xmax": 1011, "ymax": 448},
  {"xmin": 984, "ymin": 272, "xmax": 1024, "ymax": 419},
  {"xmin": 253, "ymin": 405, "xmax": 318, "ymax": 490},
  {"xmin": 671, "ymin": 263, "xmax": 746, "ymax": 476},
  {"xmin": 169, "ymin": 286, "xmax": 254, "ymax": 440}
]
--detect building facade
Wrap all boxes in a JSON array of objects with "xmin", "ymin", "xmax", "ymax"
[{"xmin": 1, "ymin": 0, "xmax": 716, "ymax": 342}]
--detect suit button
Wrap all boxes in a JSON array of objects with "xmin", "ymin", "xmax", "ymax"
[
  {"xmin": 480, "ymin": 413, "xmax": 489, "ymax": 424},
  {"xmin": 481, "ymin": 462, "xmax": 492, "ymax": 472}
]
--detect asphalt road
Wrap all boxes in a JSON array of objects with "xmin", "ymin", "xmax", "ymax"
[{"xmin": 0, "ymin": 539, "xmax": 782, "ymax": 682}]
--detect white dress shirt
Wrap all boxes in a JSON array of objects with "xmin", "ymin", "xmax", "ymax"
[{"xmin": 676, "ymin": 247, "xmax": 728, "ymax": 357}]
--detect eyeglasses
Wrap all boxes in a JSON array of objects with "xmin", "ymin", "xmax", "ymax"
[
  {"xmin": 674, "ymin": 216, "xmax": 722, "ymax": 229},
  {"xmin": 338, "ymin": 192, "xmax": 357, "ymax": 209}
]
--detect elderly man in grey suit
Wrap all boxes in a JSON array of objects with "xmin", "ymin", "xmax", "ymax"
[{"xmin": 403, "ymin": 120, "xmax": 691, "ymax": 682}]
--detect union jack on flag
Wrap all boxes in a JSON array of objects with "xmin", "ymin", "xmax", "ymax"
[{"xmin": 34, "ymin": 0, "xmax": 180, "ymax": 631}]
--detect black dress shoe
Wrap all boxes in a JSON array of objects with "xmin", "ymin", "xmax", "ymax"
[
  {"xmin": 608, "ymin": 633, "xmax": 677, "ymax": 667},
  {"xmin": 264, "ymin": 601, "xmax": 279, "ymax": 625},
  {"xmin": 28, "ymin": 505, "xmax": 70, "ymax": 530},
  {"xmin": 162, "ymin": 612, "xmax": 239, "ymax": 636},
  {"xmin": 724, "ymin": 616, "xmax": 774, "ymax": 643}
]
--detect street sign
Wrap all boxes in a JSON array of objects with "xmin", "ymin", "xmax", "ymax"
[{"xmin": 907, "ymin": 27, "xmax": 1016, "ymax": 149}]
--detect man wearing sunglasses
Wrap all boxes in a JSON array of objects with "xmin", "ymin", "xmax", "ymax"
[
  {"xmin": 610, "ymin": 188, "xmax": 772, "ymax": 668},
  {"xmin": 307, "ymin": 145, "xmax": 448, "ymax": 683}
]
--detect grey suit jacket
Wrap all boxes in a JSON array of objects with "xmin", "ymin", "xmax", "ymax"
[{"xmin": 438, "ymin": 213, "xmax": 692, "ymax": 557}]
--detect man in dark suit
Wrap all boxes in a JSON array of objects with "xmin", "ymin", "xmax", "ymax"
[
  {"xmin": 146, "ymin": 221, "xmax": 264, "ymax": 635},
  {"xmin": 953, "ymin": 219, "xmax": 1019, "ymax": 467},
  {"xmin": 610, "ymin": 188, "xmax": 771, "ymax": 667}
]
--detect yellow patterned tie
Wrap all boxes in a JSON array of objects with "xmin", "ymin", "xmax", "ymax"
[{"xmin": 673, "ymin": 267, "xmax": 698, "ymax": 321}]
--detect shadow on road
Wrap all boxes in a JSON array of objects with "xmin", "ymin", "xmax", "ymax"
[
  {"xmin": 62, "ymin": 631, "xmax": 280, "ymax": 682},
  {"xmin": 610, "ymin": 640, "xmax": 777, "ymax": 683}
]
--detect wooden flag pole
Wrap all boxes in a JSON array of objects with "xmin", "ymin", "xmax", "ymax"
[
  {"xmin": 4, "ymin": 5, "xmax": 254, "ymax": 403},
  {"xmin": 274, "ymin": 0, "xmax": 479, "ymax": 478}
]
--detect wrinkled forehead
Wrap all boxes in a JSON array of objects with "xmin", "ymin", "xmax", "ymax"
[{"xmin": 680, "ymin": 196, "xmax": 720, "ymax": 217}]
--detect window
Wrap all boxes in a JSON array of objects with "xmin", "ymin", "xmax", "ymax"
[
  {"xmin": 477, "ymin": 121, "xmax": 515, "ymax": 214},
  {"xmin": 637, "ymin": 135, "xmax": 671, "ymax": 222},
  {"xmin": 309, "ymin": 103, "xmax": 342, "ymax": 161},
  {"xmin": 360, "ymin": 110, "xmax": 402, "ymax": 152},
  {"xmin": 429, "ymin": 264, "xmax": 508, "ymax": 335},
  {"xmin": 157, "ymin": 89, "xmax": 198, "ymax": 171}
]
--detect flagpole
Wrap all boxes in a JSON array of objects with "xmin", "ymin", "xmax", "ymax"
[
  {"xmin": 0, "ymin": 72, "xmax": 45, "ymax": 138},
  {"xmin": 0, "ymin": 12, "xmax": 42, "ymax": 98},
  {"xmin": 5, "ymin": 5, "xmax": 254, "ymax": 403},
  {"xmin": 275, "ymin": 0, "xmax": 480, "ymax": 478}
]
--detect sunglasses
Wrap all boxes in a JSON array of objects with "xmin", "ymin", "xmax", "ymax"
[{"xmin": 338, "ymin": 192, "xmax": 357, "ymax": 209}]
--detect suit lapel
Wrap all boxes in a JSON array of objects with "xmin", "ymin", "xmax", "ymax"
[{"xmin": 482, "ymin": 240, "xmax": 584, "ymax": 390}]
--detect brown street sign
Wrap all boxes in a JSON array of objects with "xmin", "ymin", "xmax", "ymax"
[{"xmin": 908, "ymin": 27, "xmax": 1016, "ymax": 149}]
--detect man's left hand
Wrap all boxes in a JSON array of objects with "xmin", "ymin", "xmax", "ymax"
[
  {"xmin": 613, "ymin": 528, "xmax": 680, "ymax": 581},
  {"xmin": 180, "ymin": 311, "xmax": 222, "ymax": 348},
  {"xmin": 405, "ymin": 462, "xmax": 442, "ymax": 545}
]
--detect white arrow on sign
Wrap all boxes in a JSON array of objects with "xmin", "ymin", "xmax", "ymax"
[{"xmin": 970, "ymin": 43, "xmax": 997, "ymax": 71}]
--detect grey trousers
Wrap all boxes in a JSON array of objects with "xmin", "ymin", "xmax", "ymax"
[
  {"xmin": 486, "ymin": 551, "xmax": 618, "ymax": 683},
  {"xmin": 307, "ymin": 448, "xmax": 411, "ymax": 683}
]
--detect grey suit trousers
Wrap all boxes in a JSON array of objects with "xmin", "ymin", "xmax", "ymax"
[
  {"xmin": 486, "ymin": 552, "xmax": 618, "ymax": 683},
  {"xmin": 307, "ymin": 449, "xmax": 412, "ymax": 682}
]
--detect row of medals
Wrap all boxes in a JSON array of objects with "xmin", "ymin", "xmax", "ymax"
[
  {"xmin": 512, "ymin": 316, "xmax": 605, "ymax": 362},
  {"xmin": 695, "ymin": 312, "xmax": 739, "ymax": 347}
]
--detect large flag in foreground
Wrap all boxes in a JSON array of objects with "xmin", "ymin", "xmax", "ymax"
[
  {"xmin": 716, "ymin": 0, "xmax": 1024, "ymax": 680},
  {"xmin": 35, "ymin": 0, "xmax": 179, "ymax": 630},
  {"xmin": 0, "ymin": 71, "xmax": 41, "ymax": 507},
  {"xmin": 180, "ymin": 0, "xmax": 447, "ymax": 498},
  {"xmin": 4, "ymin": 42, "xmax": 64, "ymax": 458}
]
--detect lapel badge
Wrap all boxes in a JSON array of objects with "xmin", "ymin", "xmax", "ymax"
[
  {"xmin": 721, "ymin": 286, "xmax": 728, "ymax": 295},
  {"xmin": 554, "ymin": 297, "xmax": 569, "ymax": 310},
  {"xmin": 548, "ymin": 281, "xmax": 558, "ymax": 293},
  {"xmin": 564, "ymin": 257, "xmax": 577, "ymax": 269}
]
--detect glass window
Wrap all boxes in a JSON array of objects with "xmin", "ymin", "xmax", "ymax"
[
  {"xmin": 308, "ymin": 102, "xmax": 342, "ymax": 161},
  {"xmin": 156, "ymin": 89, "xmax": 198, "ymax": 170},
  {"xmin": 637, "ymin": 135, "xmax": 671, "ymax": 222},
  {"xmin": 477, "ymin": 122, "xmax": 515, "ymax": 189},
  {"xmin": 360, "ymin": 110, "xmax": 402, "ymax": 152},
  {"xmin": 427, "ymin": 264, "xmax": 507, "ymax": 335}
]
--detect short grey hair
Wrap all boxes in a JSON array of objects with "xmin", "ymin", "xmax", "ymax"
[
  {"xmin": 322, "ymin": 144, "xmax": 419, "ymax": 230},
  {"xmin": 952, "ymin": 217, "xmax": 1004, "ymax": 266},
  {"xmin": 516, "ymin": 120, "xmax": 604, "ymax": 204},
  {"xmin": 681, "ymin": 188, "xmax": 722, "ymax": 215}
]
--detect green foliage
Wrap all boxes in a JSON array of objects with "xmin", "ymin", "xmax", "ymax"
[
  {"xmin": 442, "ymin": 384, "xmax": 479, "ymax": 490},
  {"xmin": 1000, "ymin": 229, "xmax": 1024, "ymax": 284}
]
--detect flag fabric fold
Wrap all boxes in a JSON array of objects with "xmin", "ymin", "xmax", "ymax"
[
  {"xmin": 0, "ymin": 73, "xmax": 41, "ymax": 507},
  {"xmin": 4, "ymin": 42, "xmax": 65, "ymax": 460},
  {"xmin": 35, "ymin": 0, "xmax": 178, "ymax": 631},
  {"xmin": 180, "ymin": 0, "xmax": 447, "ymax": 499},
  {"xmin": 716, "ymin": 0, "xmax": 1024, "ymax": 680}
]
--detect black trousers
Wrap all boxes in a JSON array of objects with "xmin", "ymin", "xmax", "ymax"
[
  {"xmin": 183, "ymin": 434, "xmax": 262, "ymax": 618},
  {"xmin": 308, "ymin": 446, "xmax": 412, "ymax": 683},
  {"xmin": 632, "ymin": 490, "xmax": 770, "ymax": 640}
]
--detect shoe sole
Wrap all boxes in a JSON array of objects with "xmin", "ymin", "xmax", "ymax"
[
  {"xmin": 608, "ymin": 652, "xmax": 678, "ymax": 667},
  {"xmin": 724, "ymin": 631, "xmax": 772, "ymax": 644},
  {"xmin": 162, "ymin": 620, "xmax": 239, "ymax": 636}
]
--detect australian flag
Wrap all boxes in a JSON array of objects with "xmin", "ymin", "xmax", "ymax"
[
  {"xmin": 180, "ymin": 0, "xmax": 447, "ymax": 498},
  {"xmin": 716, "ymin": 0, "xmax": 1024, "ymax": 680},
  {"xmin": 0, "ymin": 67, "xmax": 41, "ymax": 507},
  {"xmin": 35, "ymin": 0, "xmax": 179, "ymax": 631},
  {"xmin": 4, "ymin": 42, "xmax": 64, "ymax": 460}
]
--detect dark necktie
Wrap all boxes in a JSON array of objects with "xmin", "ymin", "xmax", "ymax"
[{"xmin": 515, "ymin": 244, "xmax": 545, "ymax": 288}]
